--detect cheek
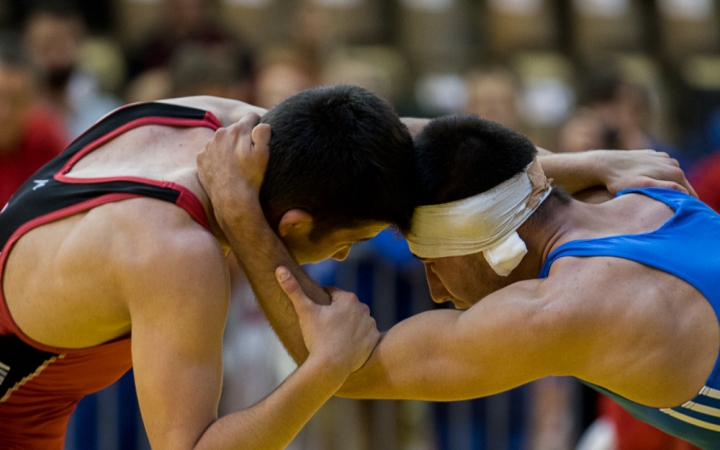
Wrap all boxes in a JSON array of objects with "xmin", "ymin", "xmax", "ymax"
[
  {"xmin": 433, "ymin": 264, "xmax": 467, "ymax": 296},
  {"xmin": 435, "ymin": 263, "xmax": 491, "ymax": 303}
]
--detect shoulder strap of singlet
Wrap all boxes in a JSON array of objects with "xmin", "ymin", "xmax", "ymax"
[
  {"xmin": 538, "ymin": 187, "xmax": 720, "ymax": 387},
  {"xmin": 0, "ymin": 102, "xmax": 221, "ymax": 248},
  {"xmin": 539, "ymin": 188, "xmax": 693, "ymax": 279}
]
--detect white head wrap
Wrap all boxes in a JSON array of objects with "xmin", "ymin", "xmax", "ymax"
[{"xmin": 406, "ymin": 158, "xmax": 552, "ymax": 276}]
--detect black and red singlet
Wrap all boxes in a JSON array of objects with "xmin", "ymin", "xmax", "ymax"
[{"xmin": 0, "ymin": 103, "xmax": 221, "ymax": 449}]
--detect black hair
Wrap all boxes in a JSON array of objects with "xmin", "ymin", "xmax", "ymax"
[
  {"xmin": 259, "ymin": 85, "xmax": 415, "ymax": 239},
  {"xmin": 170, "ymin": 44, "xmax": 239, "ymax": 96},
  {"xmin": 414, "ymin": 114, "xmax": 537, "ymax": 207}
]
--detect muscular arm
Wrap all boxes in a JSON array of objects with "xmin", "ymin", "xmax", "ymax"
[
  {"xmin": 127, "ymin": 212, "xmax": 370, "ymax": 449},
  {"xmin": 279, "ymin": 272, "xmax": 579, "ymax": 400},
  {"xmin": 538, "ymin": 149, "xmax": 693, "ymax": 195}
]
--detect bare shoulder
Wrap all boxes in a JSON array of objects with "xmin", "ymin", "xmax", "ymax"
[
  {"xmin": 157, "ymin": 96, "xmax": 267, "ymax": 127},
  {"xmin": 104, "ymin": 198, "xmax": 230, "ymax": 315},
  {"xmin": 538, "ymin": 256, "xmax": 622, "ymax": 324},
  {"xmin": 463, "ymin": 259, "xmax": 618, "ymax": 373}
]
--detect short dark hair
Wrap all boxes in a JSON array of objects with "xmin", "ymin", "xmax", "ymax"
[
  {"xmin": 414, "ymin": 114, "xmax": 537, "ymax": 207},
  {"xmin": 259, "ymin": 85, "xmax": 415, "ymax": 238}
]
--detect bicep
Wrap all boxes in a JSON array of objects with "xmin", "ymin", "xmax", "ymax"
[
  {"xmin": 341, "ymin": 282, "xmax": 568, "ymax": 401},
  {"xmin": 128, "ymin": 244, "xmax": 230, "ymax": 449}
]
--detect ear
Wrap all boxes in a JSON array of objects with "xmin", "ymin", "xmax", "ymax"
[{"xmin": 277, "ymin": 209, "xmax": 314, "ymax": 238}]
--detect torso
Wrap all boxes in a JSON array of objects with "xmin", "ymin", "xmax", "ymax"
[
  {"xmin": 3, "ymin": 123, "xmax": 216, "ymax": 350},
  {"xmin": 543, "ymin": 192, "xmax": 720, "ymax": 408}
]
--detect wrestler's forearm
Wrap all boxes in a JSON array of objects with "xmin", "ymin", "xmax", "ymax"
[
  {"xmin": 404, "ymin": 126, "xmax": 604, "ymax": 193},
  {"xmin": 195, "ymin": 355, "xmax": 346, "ymax": 450},
  {"xmin": 220, "ymin": 201, "xmax": 327, "ymax": 364},
  {"xmin": 537, "ymin": 151, "xmax": 604, "ymax": 194},
  {"xmin": 539, "ymin": 149, "xmax": 693, "ymax": 196}
]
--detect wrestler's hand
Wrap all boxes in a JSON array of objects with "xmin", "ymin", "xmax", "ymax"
[
  {"xmin": 276, "ymin": 267, "xmax": 380, "ymax": 373},
  {"xmin": 594, "ymin": 149, "xmax": 697, "ymax": 197},
  {"xmin": 196, "ymin": 113, "xmax": 271, "ymax": 217}
]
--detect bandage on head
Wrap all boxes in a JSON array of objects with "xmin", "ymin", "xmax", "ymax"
[{"xmin": 406, "ymin": 157, "xmax": 552, "ymax": 276}]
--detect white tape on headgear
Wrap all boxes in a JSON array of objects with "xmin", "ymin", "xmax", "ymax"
[{"xmin": 406, "ymin": 158, "xmax": 552, "ymax": 276}]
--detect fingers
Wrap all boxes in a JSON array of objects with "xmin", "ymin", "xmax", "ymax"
[
  {"xmin": 276, "ymin": 267, "xmax": 316, "ymax": 316},
  {"xmin": 323, "ymin": 286, "xmax": 369, "ymax": 313},
  {"xmin": 235, "ymin": 114, "xmax": 260, "ymax": 155},
  {"xmin": 252, "ymin": 124, "xmax": 271, "ymax": 150},
  {"xmin": 251, "ymin": 124, "xmax": 271, "ymax": 168},
  {"xmin": 237, "ymin": 113, "xmax": 261, "ymax": 131},
  {"xmin": 639, "ymin": 178, "xmax": 689, "ymax": 194},
  {"xmin": 672, "ymin": 174, "xmax": 696, "ymax": 197}
]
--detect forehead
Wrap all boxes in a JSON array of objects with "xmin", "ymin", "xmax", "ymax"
[{"xmin": 416, "ymin": 253, "xmax": 478, "ymax": 268}]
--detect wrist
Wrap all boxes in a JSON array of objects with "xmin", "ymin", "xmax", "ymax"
[
  {"xmin": 587, "ymin": 151, "xmax": 611, "ymax": 185},
  {"xmin": 564, "ymin": 151, "xmax": 604, "ymax": 192},
  {"xmin": 303, "ymin": 353, "xmax": 352, "ymax": 387}
]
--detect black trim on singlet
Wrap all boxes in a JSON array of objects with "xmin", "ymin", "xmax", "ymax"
[
  {"xmin": 0, "ymin": 102, "xmax": 210, "ymax": 247},
  {"xmin": 0, "ymin": 335, "xmax": 58, "ymax": 402},
  {"xmin": 0, "ymin": 103, "xmax": 213, "ymax": 403}
]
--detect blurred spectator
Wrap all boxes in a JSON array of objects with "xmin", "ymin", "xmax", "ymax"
[
  {"xmin": 0, "ymin": 36, "xmax": 67, "ymax": 206},
  {"xmin": 322, "ymin": 46, "xmax": 412, "ymax": 111},
  {"xmin": 558, "ymin": 109, "xmax": 607, "ymax": 153},
  {"xmin": 125, "ymin": 68, "xmax": 172, "ymax": 104},
  {"xmin": 22, "ymin": 0, "xmax": 120, "ymax": 139},
  {"xmin": 287, "ymin": 0, "xmax": 336, "ymax": 56},
  {"xmin": 464, "ymin": 68, "xmax": 523, "ymax": 132},
  {"xmin": 128, "ymin": 0, "xmax": 250, "ymax": 79},
  {"xmin": 580, "ymin": 74, "xmax": 678, "ymax": 155},
  {"xmin": 255, "ymin": 45, "xmax": 319, "ymax": 109},
  {"xmin": 2, "ymin": 0, "xmax": 113, "ymax": 33},
  {"xmin": 170, "ymin": 43, "xmax": 252, "ymax": 100}
]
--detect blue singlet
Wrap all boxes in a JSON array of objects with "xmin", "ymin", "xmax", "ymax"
[{"xmin": 538, "ymin": 188, "xmax": 720, "ymax": 449}]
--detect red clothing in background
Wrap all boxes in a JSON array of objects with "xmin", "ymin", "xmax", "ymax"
[
  {"xmin": 598, "ymin": 395, "xmax": 699, "ymax": 450},
  {"xmin": 692, "ymin": 152, "xmax": 720, "ymax": 213},
  {"xmin": 0, "ymin": 105, "xmax": 67, "ymax": 206}
]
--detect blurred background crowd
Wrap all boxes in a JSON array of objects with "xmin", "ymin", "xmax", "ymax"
[{"xmin": 1, "ymin": 0, "xmax": 720, "ymax": 449}]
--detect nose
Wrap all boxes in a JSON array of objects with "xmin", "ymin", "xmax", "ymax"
[
  {"xmin": 332, "ymin": 246, "xmax": 351, "ymax": 262},
  {"xmin": 424, "ymin": 263, "xmax": 452, "ymax": 304}
]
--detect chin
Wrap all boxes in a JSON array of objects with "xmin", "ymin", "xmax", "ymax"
[
  {"xmin": 295, "ymin": 254, "xmax": 324, "ymax": 265},
  {"xmin": 451, "ymin": 300, "xmax": 471, "ymax": 310}
]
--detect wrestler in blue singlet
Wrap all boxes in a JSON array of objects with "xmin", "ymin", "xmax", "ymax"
[{"xmin": 539, "ymin": 188, "xmax": 720, "ymax": 449}]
